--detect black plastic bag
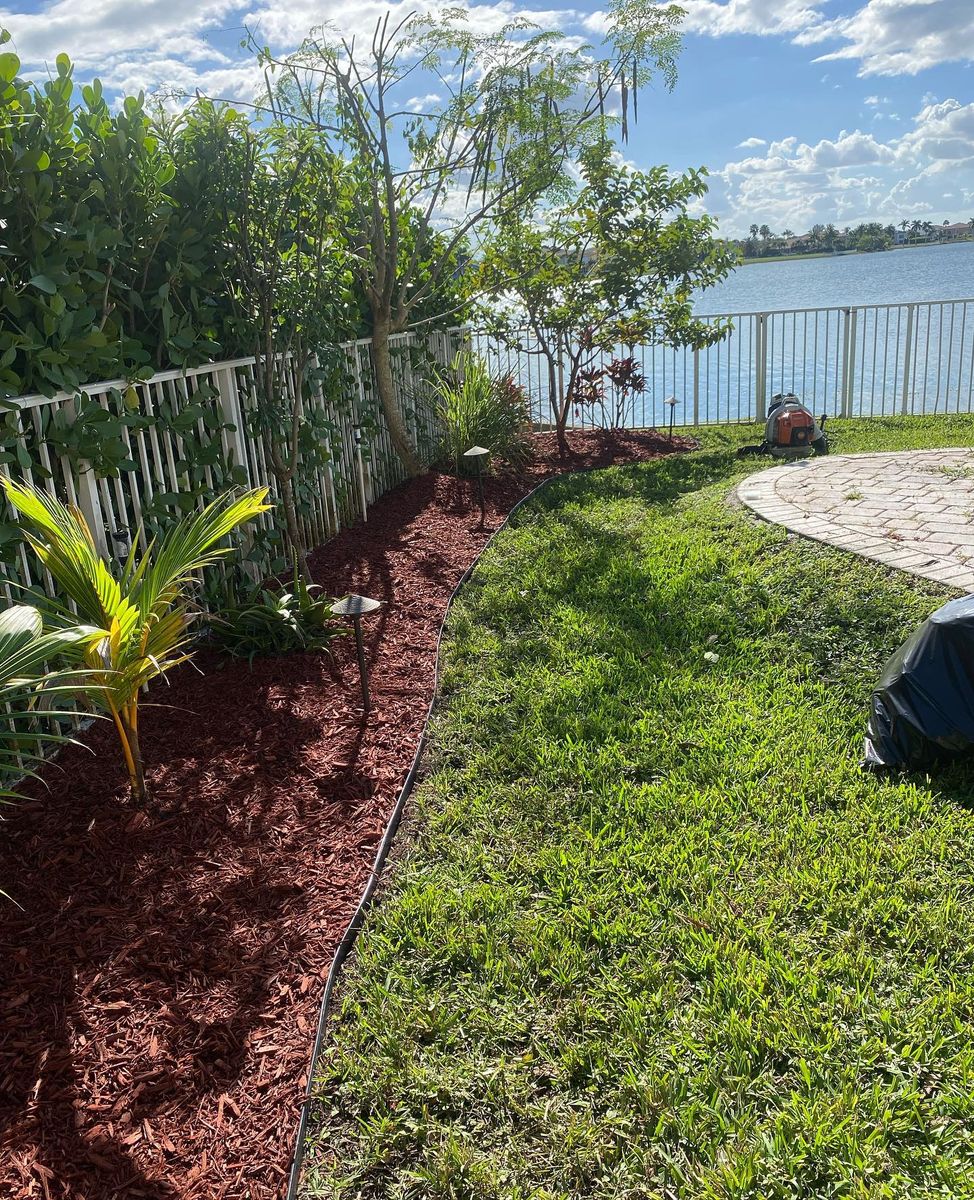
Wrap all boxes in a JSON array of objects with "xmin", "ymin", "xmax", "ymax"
[{"xmin": 864, "ymin": 594, "xmax": 974, "ymax": 769}]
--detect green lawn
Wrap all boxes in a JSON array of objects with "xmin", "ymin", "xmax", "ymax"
[{"xmin": 304, "ymin": 414, "xmax": 974, "ymax": 1199}]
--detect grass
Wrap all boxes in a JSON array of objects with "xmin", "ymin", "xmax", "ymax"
[{"xmin": 303, "ymin": 414, "xmax": 974, "ymax": 1199}]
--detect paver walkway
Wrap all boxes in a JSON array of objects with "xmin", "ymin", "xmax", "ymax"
[{"xmin": 738, "ymin": 448, "xmax": 974, "ymax": 592}]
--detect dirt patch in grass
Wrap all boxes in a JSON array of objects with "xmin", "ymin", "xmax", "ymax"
[{"xmin": 0, "ymin": 429, "xmax": 690, "ymax": 1200}]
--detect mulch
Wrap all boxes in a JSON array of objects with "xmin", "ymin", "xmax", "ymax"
[{"xmin": 0, "ymin": 429, "xmax": 692, "ymax": 1200}]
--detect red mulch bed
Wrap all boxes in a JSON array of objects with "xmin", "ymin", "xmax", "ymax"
[{"xmin": 0, "ymin": 430, "xmax": 691, "ymax": 1199}]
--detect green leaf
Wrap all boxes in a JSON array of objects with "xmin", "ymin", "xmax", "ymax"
[
  {"xmin": 0, "ymin": 51, "xmax": 20, "ymax": 83},
  {"xmin": 28, "ymin": 274, "xmax": 57, "ymax": 295}
]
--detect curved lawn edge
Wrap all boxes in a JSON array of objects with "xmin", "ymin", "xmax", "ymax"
[
  {"xmin": 285, "ymin": 436, "xmax": 695, "ymax": 1196},
  {"xmin": 285, "ymin": 474, "xmax": 555, "ymax": 1197}
]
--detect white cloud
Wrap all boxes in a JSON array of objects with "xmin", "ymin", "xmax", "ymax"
[
  {"xmin": 737, "ymin": 136, "xmax": 766, "ymax": 148},
  {"xmin": 640, "ymin": 0, "xmax": 974, "ymax": 77},
  {"xmin": 711, "ymin": 98, "xmax": 974, "ymax": 236},
  {"xmin": 897, "ymin": 99, "xmax": 974, "ymax": 164},
  {"xmin": 798, "ymin": 0, "xmax": 974, "ymax": 77},
  {"xmin": 0, "ymin": 0, "xmax": 239, "ymax": 69},
  {"xmin": 676, "ymin": 0, "xmax": 825, "ymax": 38}
]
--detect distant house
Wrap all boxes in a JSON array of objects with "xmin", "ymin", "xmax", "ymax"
[{"xmin": 941, "ymin": 222, "xmax": 972, "ymax": 240}]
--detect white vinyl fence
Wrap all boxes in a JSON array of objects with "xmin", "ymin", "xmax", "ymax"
[
  {"xmin": 1, "ymin": 330, "xmax": 452, "ymax": 607},
  {"xmin": 459, "ymin": 297, "xmax": 974, "ymax": 428}
]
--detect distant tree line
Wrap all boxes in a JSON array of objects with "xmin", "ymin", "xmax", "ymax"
[{"xmin": 733, "ymin": 217, "xmax": 974, "ymax": 260}]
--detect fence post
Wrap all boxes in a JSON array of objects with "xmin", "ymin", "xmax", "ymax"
[
  {"xmin": 901, "ymin": 304, "xmax": 915, "ymax": 415},
  {"xmin": 215, "ymin": 366, "xmax": 253, "ymax": 487},
  {"xmin": 692, "ymin": 347, "xmax": 700, "ymax": 426},
  {"xmin": 350, "ymin": 347, "xmax": 372, "ymax": 518},
  {"xmin": 75, "ymin": 466, "xmax": 110, "ymax": 559},
  {"xmin": 755, "ymin": 314, "xmax": 768, "ymax": 422},
  {"xmin": 62, "ymin": 395, "xmax": 110, "ymax": 557}
]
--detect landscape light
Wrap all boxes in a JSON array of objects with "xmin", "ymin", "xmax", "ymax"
[
  {"xmin": 330, "ymin": 593, "xmax": 382, "ymax": 715},
  {"xmin": 664, "ymin": 395, "xmax": 679, "ymax": 442},
  {"xmin": 463, "ymin": 445, "xmax": 490, "ymax": 528}
]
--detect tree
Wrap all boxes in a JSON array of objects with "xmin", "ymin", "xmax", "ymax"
[
  {"xmin": 475, "ymin": 144, "xmax": 736, "ymax": 455},
  {"xmin": 851, "ymin": 222, "xmax": 891, "ymax": 252},
  {"xmin": 255, "ymin": 3, "xmax": 684, "ymax": 475}
]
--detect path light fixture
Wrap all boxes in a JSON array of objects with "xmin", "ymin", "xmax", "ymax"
[
  {"xmin": 665, "ymin": 395, "xmax": 679, "ymax": 442},
  {"xmin": 330, "ymin": 593, "xmax": 382, "ymax": 716},
  {"xmin": 463, "ymin": 445, "xmax": 490, "ymax": 528}
]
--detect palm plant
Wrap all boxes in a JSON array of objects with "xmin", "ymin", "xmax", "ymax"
[
  {"xmin": 0, "ymin": 604, "xmax": 100, "ymax": 806},
  {"xmin": 3, "ymin": 479, "xmax": 270, "ymax": 803}
]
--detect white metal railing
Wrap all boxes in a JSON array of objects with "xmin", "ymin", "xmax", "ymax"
[{"xmin": 455, "ymin": 297, "xmax": 974, "ymax": 428}]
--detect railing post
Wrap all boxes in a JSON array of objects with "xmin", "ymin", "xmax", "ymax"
[
  {"xmin": 839, "ymin": 307, "xmax": 852, "ymax": 418},
  {"xmin": 692, "ymin": 346, "xmax": 700, "ymax": 426},
  {"xmin": 901, "ymin": 303, "xmax": 915, "ymax": 415},
  {"xmin": 844, "ymin": 307, "xmax": 858, "ymax": 418},
  {"xmin": 755, "ymin": 314, "xmax": 767, "ymax": 422}
]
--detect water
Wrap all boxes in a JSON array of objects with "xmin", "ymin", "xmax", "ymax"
[
  {"xmin": 697, "ymin": 241, "xmax": 974, "ymax": 314},
  {"xmin": 471, "ymin": 242, "xmax": 974, "ymax": 428}
]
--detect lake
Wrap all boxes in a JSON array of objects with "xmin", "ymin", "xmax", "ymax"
[
  {"xmin": 478, "ymin": 241, "xmax": 974, "ymax": 428},
  {"xmin": 696, "ymin": 240, "xmax": 974, "ymax": 314}
]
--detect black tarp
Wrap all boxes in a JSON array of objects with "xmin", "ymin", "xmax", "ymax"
[{"xmin": 864, "ymin": 594, "xmax": 974, "ymax": 769}]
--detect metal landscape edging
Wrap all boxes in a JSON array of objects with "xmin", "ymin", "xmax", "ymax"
[{"xmin": 284, "ymin": 468, "xmax": 573, "ymax": 1198}]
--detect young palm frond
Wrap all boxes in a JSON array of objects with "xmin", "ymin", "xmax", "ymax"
[
  {"xmin": 0, "ymin": 604, "xmax": 103, "ymax": 900},
  {"xmin": 0, "ymin": 603, "xmax": 102, "ymax": 800},
  {"xmin": 3, "ymin": 480, "xmax": 271, "ymax": 804}
]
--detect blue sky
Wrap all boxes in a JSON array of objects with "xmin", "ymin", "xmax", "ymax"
[{"xmin": 1, "ymin": 0, "xmax": 972, "ymax": 236}]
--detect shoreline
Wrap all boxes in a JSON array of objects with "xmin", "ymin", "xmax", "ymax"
[{"xmin": 740, "ymin": 239, "xmax": 974, "ymax": 267}]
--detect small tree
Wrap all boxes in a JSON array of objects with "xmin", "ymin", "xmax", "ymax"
[
  {"xmin": 253, "ymin": 2, "xmax": 684, "ymax": 476},
  {"xmin": 475, "ymin": 145, "xmax": 737, "ymax": 454},
  {"xmin": 5, "ymin": 478, "xmax": 269, "ymax": 804}
]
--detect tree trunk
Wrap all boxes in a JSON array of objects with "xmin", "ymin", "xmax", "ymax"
[
  {"xmin": 372, "ymin": 320, "xmax": 423, "ymax": 477},
  {"xmin": 279, "ymin": 474, "xmax": 310, "ymax": 580},
  {"xmin": 117, "ymin": 707, "xmax": 148, "ymax": 805},
  {"xmin": 549, "ymin": 355, "xmax": 569, "ymax": 461}
]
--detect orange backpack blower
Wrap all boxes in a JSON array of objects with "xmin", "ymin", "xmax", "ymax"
[{"xmin": 738, "ymin": 394, "xmax": 828, "ymax": 459}]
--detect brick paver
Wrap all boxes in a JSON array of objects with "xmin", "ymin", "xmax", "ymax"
[{"xmin": 738, "ymin": 448, "xmax": 974, "ymax": 592}]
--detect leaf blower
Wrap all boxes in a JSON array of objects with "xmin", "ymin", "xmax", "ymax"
[{"xmin": 737, "ymin": 393, "xmax": 828, "ymax": 459}]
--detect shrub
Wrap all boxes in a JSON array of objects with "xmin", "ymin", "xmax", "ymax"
[
  {"xmin": 208, "ymin": 570, "xmax": 343, "ymax": 664},
  {"xmin": 432, "ymin": 353, "xmax": 531, "ymax": 474}
]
